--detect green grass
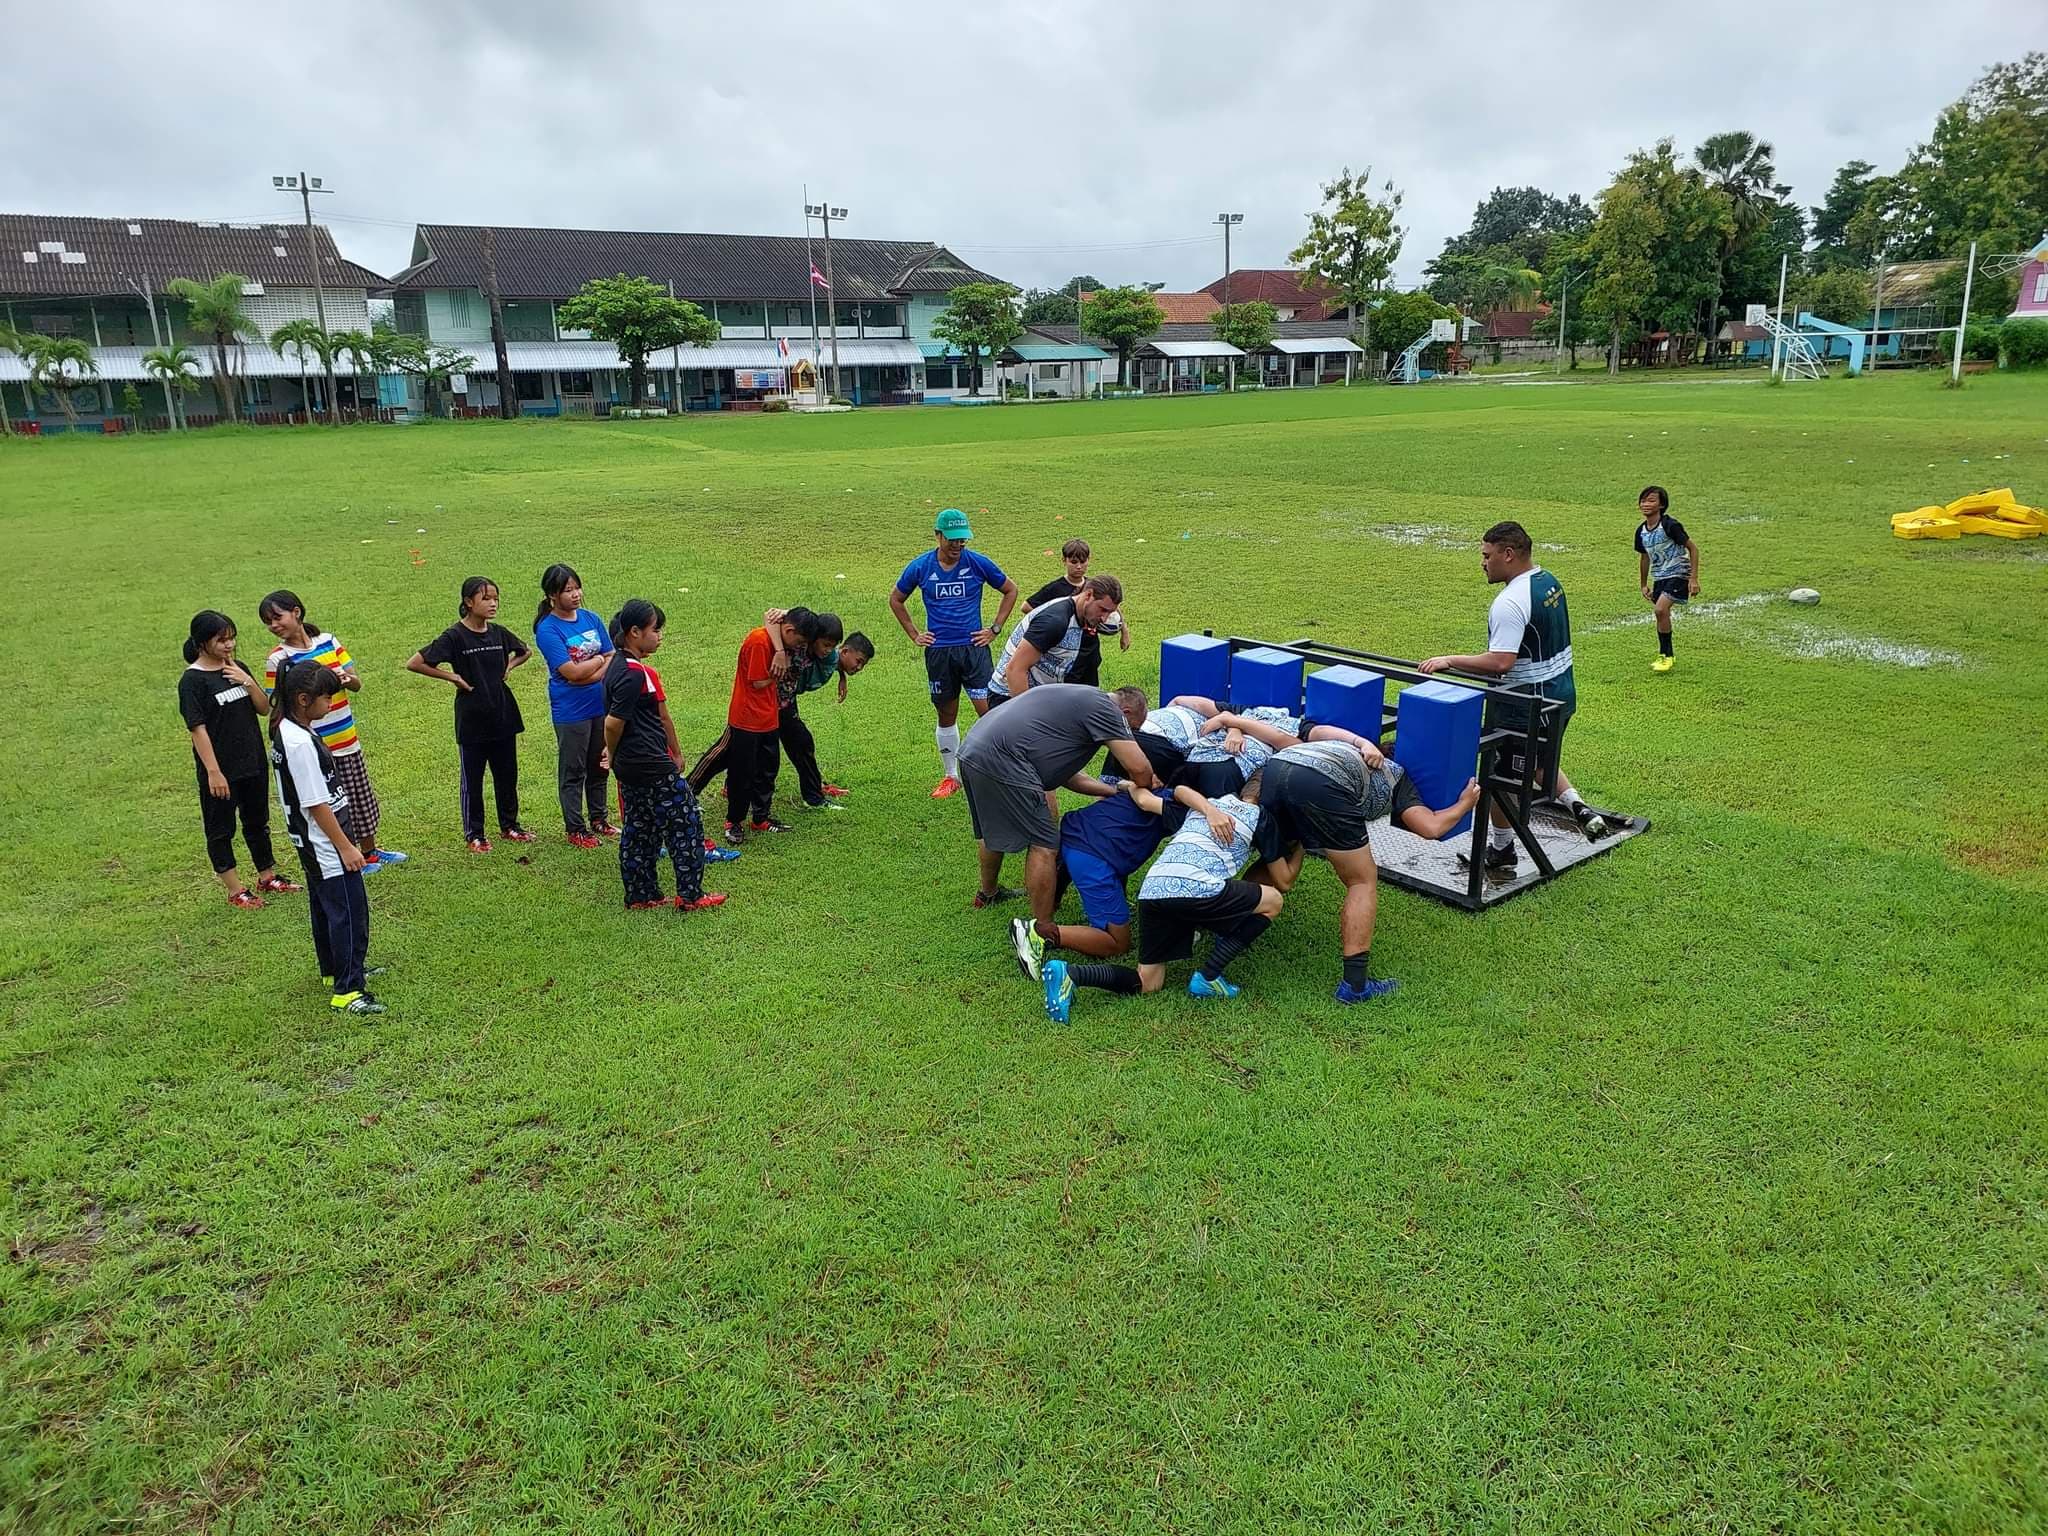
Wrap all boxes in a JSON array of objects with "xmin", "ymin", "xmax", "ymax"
[{"xmin": 4, "ymin": 374, "xmax": 2046, "ymax": 1533}]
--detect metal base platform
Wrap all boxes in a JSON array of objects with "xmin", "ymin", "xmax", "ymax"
[{"xmin": 1373, "ymin": 798, "xmax": 1650, "ymax": 910}]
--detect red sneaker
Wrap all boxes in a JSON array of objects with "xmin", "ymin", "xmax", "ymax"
[
  {"xmin": 820, "ymin": 783, "xmax": 850, "ymax": 798},
  {"xmin": 591, "ymin": 821, "xmax": 622, "ymax": 839},
  {"xmin": 678, "ymin": 892, "xmax": 728, "ymax": 912},
  {"xmin": 466, "ymin": 837, "xmax": 492, "ymax": 854},
  {"xmin": 254, "ymin": 873, "xmax": 302, "ymax": 894},
  {"xmin": 627, "ymin": 898, "xmax": 671, "ymax": 910},
  {"xmin": 566, "ymin": 832, "xmax": 601, "ymax": 850},
  {"xmin": 931, "ymin": 776, "xmax": 960, "ymax": 799},
  {"xmin": 228, "ymin": 889, "xmax": 266, "ymax": 909},
  {"xmin": 501, "ymin": 827, "xmax": 536, "ymax": 844}
]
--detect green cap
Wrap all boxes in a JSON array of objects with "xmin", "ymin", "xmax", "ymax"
[{"xmin": 934, "ymin": 507, "xmax": 973, "ymax": 540}]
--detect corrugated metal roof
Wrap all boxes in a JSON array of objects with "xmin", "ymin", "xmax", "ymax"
[
  {"xmin": 468, "ymin": 337, "xmax": 921, "ymax": 373},
  {"xmin": 1200, "ymin": 269, "xmax": 1342, "ymax": 318},
  {"xmin": 1873, "ymin": 258, "xmax": 1962, "ymax": 306},
  {"xmin": 0, "ymin": 214, "xmax": 384, "ymax": 297},
  {"xmin": 1033, "ymin": 318, "xmax": 1357, "ymax": 348},
  {"xmin": 0, "ymin": 343, "xmax": 388, "ymax": 382},
  {"xmin": 388, "ymin": 224, "xmax": 1004, "ymax": 302},
  {"xmin": 1008, "ymin": 341, "xmax": 1109, "ymax": 361},
  {"xmin": 1264, "ymin": 336, "xmax": 1361, "ymax": 355},
  {"xmin": 1142, "ymin": 339, "xmax": 1245, "ymax": 358}
]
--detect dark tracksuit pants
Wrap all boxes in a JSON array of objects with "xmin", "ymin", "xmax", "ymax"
[
  {"xmin": 458, "ymin": 736, "xmax": 521, "ymax": 842},
  {"xmin": 199, "ymin": 769, "xmax": 276, "ymax": 873},
  {"xmin": 298, "ymin": 849, "xmax": 370, "ymax": 995}
]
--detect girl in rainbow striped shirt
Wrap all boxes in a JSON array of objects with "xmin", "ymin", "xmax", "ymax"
[{"xmin": 260, "ymin": 589, "xmax": 408, "ymax": 873}]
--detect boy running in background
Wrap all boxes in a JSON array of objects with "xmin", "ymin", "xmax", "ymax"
[
  {"xmin": 1635, "ymin": 485, "xmax": 1701, "ymax": 673},
  {"xmin": 889, "ymin": 508, "xmax": 1019, "ymax": 798}
]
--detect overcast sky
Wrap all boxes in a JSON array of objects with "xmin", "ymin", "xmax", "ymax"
[{"xmin": 2, "ymin": 1, "xmax": 2034, "ymax": 293}]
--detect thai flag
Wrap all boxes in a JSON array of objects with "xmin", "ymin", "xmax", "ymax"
[
  {"xmin": 776, "ymin": 336, "xmax": 789, "ymax": 358},
  {"xmin": 810, "ymin": 265, "xmax": 830, "ymax": 290}
]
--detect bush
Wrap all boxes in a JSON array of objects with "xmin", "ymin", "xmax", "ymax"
[
  {"xmin": 1964, "ymin": 322, "xmax": 2004, "ymax": 361},
  {"xmin": 2002, "ymin": 318, "xmax": 2048, "ymax": 368},
  {"xmin": 761, "ymin": 398, "xmax": 790, "ymax": 413}
]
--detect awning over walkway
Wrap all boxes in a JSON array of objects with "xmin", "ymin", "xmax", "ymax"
[
  {"xmin": 1007, "ymin": 340, "xmax": 1109, "ymax": 362},
  {"xmin": 486, "ymin": 337, "xmax": 921, "ymax": 373},
  {"xmin": 0, "ymin": 343, "xmax": 378, "ymax": 382},
  {"xmin": 1263, "ymin": 336, "xmax": 1362, "ymax": 355},
  {"xmin": 1141, "ymin": 339, "xmax": 1245, "ymax": 359}
]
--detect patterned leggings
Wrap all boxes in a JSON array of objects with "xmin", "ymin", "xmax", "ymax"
[{"xmin": 618, "ymin": 770, "xmax": 706, "ymax": 906}]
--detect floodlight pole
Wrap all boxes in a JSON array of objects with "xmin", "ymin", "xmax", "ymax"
[
  {"xmin": 822, "ymin": 203, "xmax": 844, "ymax": 398},
  {"xmin": 1869, "ymin": 260, "xmax": 1886, "ymax": 372},
  {"xmin": 1215, "ymin": 212, "xmax": 1242, "ymax": 390},
  {"xmin": 802, "ymin": 187, "xmax": 824, "ymax": 405},
  {"xmin": 273, "ymin": 171, "xmax": 338, "ymax": 423},
  {"xmin": 1951, "ymin": 241, "xmax": 1977, "ymax": 386},
  {"xmin": 1771, "ymin": 253, "xmax": 1788, "ymax": 379},
  {"xmin": 1554, "ymin": 269, "xmax": 1577, "ymax": 372}
]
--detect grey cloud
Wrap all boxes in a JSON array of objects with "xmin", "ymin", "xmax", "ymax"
[{"xmin": 0, "ymin": 0, "xmax": 2033, "ymax": 290}]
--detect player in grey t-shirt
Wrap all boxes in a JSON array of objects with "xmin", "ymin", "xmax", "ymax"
[{"xmin": 956, "ymin": 683, "xmax": 1156, "ymax": 921}]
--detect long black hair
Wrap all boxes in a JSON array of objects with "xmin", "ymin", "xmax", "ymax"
[
  {"xmin": 258, "ymin": 589, "xmax": 311, "ymax": 634},
  {"xmin": 459, "ymin": 575, "xmax": 498, "ymax": 620},
  {"xmin": 536, "ymin": 563, "xmax": 582, "ymax": 631},
  {"xmin": 609, "ymin": 598, "xmax": 666, "ymax": 647},
  {"xmin": 270, "ymin": 660, "xmax": 343, "ymax": 747},
  {"xmin": 183, "ymin": 610, "xmax": 235, "ymax": 664}
]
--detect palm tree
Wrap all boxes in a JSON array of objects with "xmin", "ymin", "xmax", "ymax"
[
  {"xmin": 142, "ymin": 343, "xmax": 202, "ymax": 430},
  {"xmin": 1480, "ymin": 262, "xmax": 1544, "ymax": 313},
  {"xmin": 28, "ymin": 337, "xmax": 98, "ymax": 430},
  {"xmin": 1696, "ymin": 131, "xmax": 1781, "ymax": 345},
  {"xmin": 269, "ymin": 319, "xmax": 326, "ymax": 425},
  {"xmin": 329, "ymin": 329, "xmax": 378, "ymax": 418},
  {"xmin": 167, "ymin": 274, "xmax": 258, "ymax": 424}
]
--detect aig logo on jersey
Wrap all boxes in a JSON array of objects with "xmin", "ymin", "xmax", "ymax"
[{"xmin": 931, "ymin": 580, "xmax": 968, "ymax": 600}]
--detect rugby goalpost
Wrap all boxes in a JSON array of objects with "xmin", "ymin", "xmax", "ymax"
[
  {"xmin": 1211, "ymin": 633, "xmax": 1649, "ymax": 911},
  {"xmin": 1768, "ymin": 241, "xmax": 2029, "ymax": 383}
]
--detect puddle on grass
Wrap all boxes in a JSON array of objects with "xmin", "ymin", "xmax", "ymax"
[
  {"xmin": 1348, "ymin": 519, "xmax": 1567, "ymax": 553},
  {"xmin": 1587, "ymin": 593, "xmax": 1774, "ymax": 632},
  {"xmin": 1588, "ymin": 592, "xmax": 1963, "ymax": 669},
  {"xmin": 1719, "ymin": 514, "xmax": 1772, "ymax": 525}
]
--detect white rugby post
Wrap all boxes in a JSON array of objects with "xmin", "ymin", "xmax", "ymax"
[
  {"xmin": 1951, "ymin": 241, "xmax": 1977, "ymax": 387},
  {"xmin": 1770, "ymin": 254, "xmax": 1787, "ymax": 379}
]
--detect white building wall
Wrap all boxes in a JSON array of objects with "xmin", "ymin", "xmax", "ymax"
[{"xmin": 239, "ymin": 285, "xmax": 372, "ymax": 333}]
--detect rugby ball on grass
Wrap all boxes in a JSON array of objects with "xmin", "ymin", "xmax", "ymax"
[{"xmin": 1788, "ymin": 588, "xmax": 1821, "ymax": 606}]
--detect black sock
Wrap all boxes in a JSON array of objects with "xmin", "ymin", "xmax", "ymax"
[
  {"xmin": 1200, "ymin": 917, "xmax": 1272, "ymax": 980},
  {"xmin": 1658, "ymin": 629, "xmax": 1673, "ymax": 657},
  {"xmin": 1343, "ymin": 951, "xmax": 1371, "ymax": 989},
  {"xmin": 1071, "ymin": 963, "xmax": 1142, "ymax": 994}
]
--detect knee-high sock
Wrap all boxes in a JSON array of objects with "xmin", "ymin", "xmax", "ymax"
[
  {"xmin": 1199, "ymin": 916, "xmax": 1272, "ymax": 981},
  {"xmin": 936, "ymin": 724, "xmax": 960, "ymax": 779},
  {"xmin": 1071, "ymin": 963, "xmax": 1142, "ymax": 994}
]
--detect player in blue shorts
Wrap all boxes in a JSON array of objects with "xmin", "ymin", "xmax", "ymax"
[
  {"xmin": 1635, "ymin": 485, "xmax": 1701, "ymax": 673},
  {"xmin": 1007, "ymin": 735, "xmax": 1225, "ymax": 979},
  {"xmin": 889, "ymin": 507, "xmax": 1019, "ymax": 799}
]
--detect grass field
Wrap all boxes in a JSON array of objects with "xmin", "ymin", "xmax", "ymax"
[{"xmin": 4, "ymin": 373, "xmax": 2046, "ymax": 1533}]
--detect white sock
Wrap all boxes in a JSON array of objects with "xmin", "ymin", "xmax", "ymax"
[
  {"xmin": 1489, "ymin": 826, "xmax": 1514, "ymax": 850},
  {"xmin": 1558, "ymin": 785, "xmax": 1586, "ymax": 812},
  {"xmin": 936, "ymin": 725, "xmax": 960, "ymax": 779}
]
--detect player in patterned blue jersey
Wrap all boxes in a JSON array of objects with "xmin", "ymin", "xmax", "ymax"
[
  {"xmin": 1635, "ymin": 485, "xmax": 1701, "ymax": 673},
  {"xmin": 889, "ymin": 507, "xmax": 1019, "ymax": 799}
]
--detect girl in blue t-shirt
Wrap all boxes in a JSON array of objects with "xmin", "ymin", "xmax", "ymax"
[{"xmin": 531, "ymin": 563, "xmax": 616, "ymax": 847}]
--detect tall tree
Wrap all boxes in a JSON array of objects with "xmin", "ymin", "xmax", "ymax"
[
  {"xmin": 1211, "ymin": 301, "xmax": 1276, "ymax": 387},
  {"xmin": 1020, "ymin": 275, "xmax": 1104, "ymax": 326},
  {"xmin": 374, "ymin": 322, "xmax": 476, "ymax": 418},
  {"xmin": 1809, "ymin": 159, "xmax": 1878, "ymax": 269},
  {"xmin": 1290, "ymin": 167, "xmax": 1405, "ymax": 361},
  {"xmin": 1695, "ymin": 131, "xmax": 1784, "ymax": 341},
  {"xmin": 167, "ymin": 275, "xmax": 258, "ymax": 423},
  {"xmin": 1876, "ymin": 53, "xmax": 2048, "ymax": 259},
  {"xmin": 28, "ymin": 337, "xmax": 97, "ymax": 429},
  {"xmin": 554, "ymin": 274, "xmax": 719, "ymax": 407},
  {"xmin": 1369, "ymin": 290, "xmax": 1452, "ymax": 364},
  {"xmin": 329, "ymin": 330, "xmax": 379, "ymax": 412},
  {"xmin": 1079, "ymin": 286, "xmax": 1165, "ymax": 386},
  {"xmin": 1436, "ymin": 186, "xmax": 1592, "ymax": 267},
  {"xmin": 931, "ymin": 282, "xmax": 1023, "ymax": 398},
  {"xmin": 1584, "ymin": 176, "xmax": 1662, "ymax": 374},
  {"xmin": 142, "ymin": 343, "xmax": 202, "ymax": 429}
]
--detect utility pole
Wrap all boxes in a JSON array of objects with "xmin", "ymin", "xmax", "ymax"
[
  {"xmin": 272, "ymin": 171, "xmax": 338, "ymax": 423},
  {"xmin": 1215, "ymin": 212, "xmax": 1242, "ymax": 390},
  {"xmin": 120, "ymin": 270, "xmax": 176, "ymax": 429},
  {"xmin": 1554, "ymin": 269, "xmax": 1575, "ymax": 372},
  {"xmin": 1771, "ymin": 253, "xmax": 1788, "ymax": 380},
  {"xmin": 482, "ymin": 227, "xmax": 517, "ymax": 419},
  {"xmin": 803, "ymin": 188, "xmax": 824, "ymax": 405},
  {"xmin": 810, "ymin": 200, "xmax": 848, "ymax": 398}
]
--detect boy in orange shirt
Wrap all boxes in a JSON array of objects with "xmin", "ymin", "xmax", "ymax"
[{"xmin": 723, "ymin": 609, "xmax": 817, "ymax": 844}]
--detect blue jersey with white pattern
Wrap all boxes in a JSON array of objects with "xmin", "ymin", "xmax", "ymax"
[{"xmin": 896, "ymin": 548, "xmax": 1009, "ymax": 646}]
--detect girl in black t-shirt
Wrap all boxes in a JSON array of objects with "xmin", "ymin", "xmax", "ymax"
[
  {"xmin": 601, "ymin": 600, "xmax": 727, "ymax": 914},
  {"xmin": 405, "ymin": 577, "xmax": 535, "ymax": 853},
  {"xmin": 177, "ymin": 610, "xmax": 300, "ymax": 909}
]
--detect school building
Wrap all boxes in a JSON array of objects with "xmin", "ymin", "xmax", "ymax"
[
  {"xmin": 383, "ymin": 223, "xmax": 1008, "ymax": 412},
  {"xmin": 0, "ymin": 213, "xmax": 388, "ymax": 430}
]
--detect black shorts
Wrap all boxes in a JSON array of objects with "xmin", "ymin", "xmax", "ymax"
[
  {"xmin": 1261, "ymin": 755, "xmax": 1369, "ymax": 855},
  {"xmin": 1137, "ymin": 880, "xmax": 1267, "ymax": 965},
  {"xmin": 1650, "ymin": 576, "xmax": 1690, "ymax": 604},
  {"xmin": 925, "ymin": 643, "xmax": 993, "ymax": 705},
  {"xmin": 1485, "ymin": 694, "xmax": 1572, "ymax": 789},
  {"xmin": 1182, "ymin": 757, "xmax": 1249, "ymax": 800}
]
